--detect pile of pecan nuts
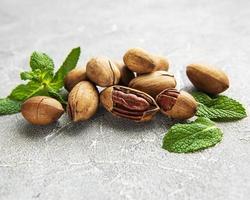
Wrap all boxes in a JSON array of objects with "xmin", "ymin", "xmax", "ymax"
[{"xmin": 21, "ymin": 48, "xmax": 229, "ymax": 125}]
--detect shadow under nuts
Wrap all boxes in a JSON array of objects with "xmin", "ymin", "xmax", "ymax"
[
  {"xmin": 156, "ymin": 89, "xmax": 197, "ymax": 120},
  {"xmin": 100, "ymin": 85, "xmax": 159, "ymax": 122},
  {"xmin": 115, "ymin": 61, "xmax": 135, "ymax": 86},
  {"xmin": 67, "ymin": 81, "xmax": 99, "ymax": 122},
  {"xmin": 123, "ymin": 48, "xmax": 169, "ymax": 74},
  {"xmin": 186, "ymin": 64, "xmax": 229, "ymax": 95},
  {"xmin": 21, "ymin": 96, "xmax": 64, "ymax": 125},
  {"xmin": 64, "ymin": 67, "xmax": 88, "ymax": 91},
  {"xmin": 129, "ymin": 71, "xmax": 176, "ymax": 98},
  {"xmin": 86, "ymin": 57, "xmax": 121, "ymax": 87}
]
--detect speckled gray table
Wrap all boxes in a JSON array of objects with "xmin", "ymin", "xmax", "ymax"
[{"xmin": 0, "ymin": 0, "xmax": 250, "ymax": 199}]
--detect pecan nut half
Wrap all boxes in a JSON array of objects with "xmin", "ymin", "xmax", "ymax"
[
  {"xmin": 100, "ymin": 85, "xmax": 159, "ymax": 122},
  {"xmin": 156, "ymin": 88, "xmax": 197, "ymax": 120}
]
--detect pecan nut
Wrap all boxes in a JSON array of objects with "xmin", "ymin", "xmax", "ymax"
[
  {"xmin": 86, "ymin": 57, "xmax": 121, "ymax": 87},
  {"xmin": 186, "ymin": 63, "xmax": 229, "ymax": 95},
  {"xmin": 156, "ymin": 88, "xmax": 197, "ymax": 120},
  {"xmin": 67, "ymin": 81, "xmax": 99, "ymax": 122},
  {"xmin": 123, "ymin": 48, "xmax": 169, "ymax": 74},
  {"xmin": 100, "ymin": 85, "xmax": 159, "ymax": 122},
  {"xmin": 129, "ymin": 71, "xmax": 176, "ymax": 98},
  {"xmin": 21, "ymin": 96, "xmax": 64, "ymax": 125}
]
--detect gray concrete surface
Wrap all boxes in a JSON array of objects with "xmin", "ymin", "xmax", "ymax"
[{"xmin": 0, "ymin": 0, "xmax": 250, "ymax": 199}]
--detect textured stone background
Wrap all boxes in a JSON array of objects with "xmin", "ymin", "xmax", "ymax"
[{"xmin": 0, "ymin": 0, "xmax": 250, "ymax": 199}]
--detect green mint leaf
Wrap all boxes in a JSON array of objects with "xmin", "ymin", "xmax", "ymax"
[
  {"xmin": 50, "ymin": 47, "xmax": 81, "ymax": 90},
  {"xmin": 162, "ymin": 117, "xmax": 223, "ymax": 153},
  {"xmin": 20, "ymin": 71, "xmax": 36, "ymax": 81},
  {"xmin": 0, "ymin": 98, "xmax": 21, "ymax": 115},
  {"xmin": 192, "ymin": 91, "xmax": 212, "ymax": 105},
  {"xmin": 192, "ymin": 92, "xmax": 247, "ymax": 121},
  {"xmin": 8, "ymin": 81, "xmax": 44, "ymax": 101},
  {"xmin": 30, "ymin": 52, "xmax": 54, "ymax": 72}
]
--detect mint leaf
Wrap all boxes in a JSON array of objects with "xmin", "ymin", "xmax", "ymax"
[
  {"xmin": 8, "ymin": 81, "xmax": 44, "ymax": 101},
  {"xmin": 30, "ymin": 52, "xmax": 54, "ymax": 72},
  {"xmin": 0, "ymin": 98, "xmax": 21, "ymax": 115},
  {"xmin": 192, "ymin": 92, "xmax": 212, "ymax": 105},
  {"xmin": 20, "ymin": 71, "xmax": 37, "ymax": 81},
  {"xmin": 192, "ymin": 92, "xmax": 247, "ymax": 121},
  {"xmin": 50, "ymin": 47, "xmax": 80, "ymax": 90},
  {"xmin": 162, "ymin": 117, "xmax": 223, "ymax": 153}
]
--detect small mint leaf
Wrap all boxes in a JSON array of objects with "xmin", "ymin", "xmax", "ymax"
[
  {"xmin": 192, "ymin": 92, "xmax": 213, "ymax": 105},
  {"xmin": 162, "ymin": 117, "xmax": 223, "ymax": 153},
  {"xmin": 192, "ymin": 92, "xmax": 247, "ymax": 121},
  {"xmin": 50, "ymin": 47, "xmax": 81, "ymax": 90},
  {"xmin": 0, "ymin": 98, "xmax": 21, "ymax": 115},
  {"xmin": 20, "ymin": 71, "xmax": 35, "ymax": 81},
  {"xmin": 30, "ymin": 52, "xmax": 54, "ymax": 72}
]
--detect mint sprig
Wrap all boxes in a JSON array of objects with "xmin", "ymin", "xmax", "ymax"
[
  {"xmin": 0, "ymin": 47, "xmax": 80, "ymax": 115},
  {"xmin": 162, "ymin": 117, "xmax": 223, "ymax": 153},
  {"xmin": 192, "ymin": 92, "xmax": 247, "ymax": 121}
]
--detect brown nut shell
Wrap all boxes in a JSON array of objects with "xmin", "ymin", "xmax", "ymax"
[
  {"xmin": 115, "ymin": 61, "xmax": 135, "ymax": 86},
  {"xmin": 21, "ymin": 96, "xmax": 64, "ymax": 125},
  {"xmin": 86, "ymin": 57, "xmax": 121, "ymax": 87},
  {"xmin": 64, "ymin": 67, "xmax": 88, "ymax": 91},
  {"xmin": 100, "ymin": 85, "xmax": 159, "ymax": 122},
  {"xmin": 123, "ymin": 48, "xmax": 169, "ymax": 74},
  {"xmin": 67, "ymin": 81, "xmax": 99, "ymax": 122},
  {"xmin": 156, "ymin": 89, "xmax": 197, "ymax": 120},
  {"xmin": 129, "ymin": 71, "xmax": 176, "ymax": 98},
  {"xmin": 186, "ymin": 64, "xmax": 229, "ymax": 95}
]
